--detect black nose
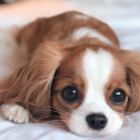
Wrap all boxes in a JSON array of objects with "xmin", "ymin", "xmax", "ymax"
[{"xmin": 86, "ymin": 113, "xmax": 107, "ymax": 130}]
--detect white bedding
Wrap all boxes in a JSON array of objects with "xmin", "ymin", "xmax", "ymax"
[
  {"xmin": 0, "ymin": 0, "xmax": 140, "ymax": 140},
  {"xmin": 0, "ymin": 110, "xmax": 140, "ymax": 140}
]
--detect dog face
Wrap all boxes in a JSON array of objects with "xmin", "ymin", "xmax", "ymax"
[{"xmin": 51, "ymin": 44, "xmax": 131, "ymax": 137}]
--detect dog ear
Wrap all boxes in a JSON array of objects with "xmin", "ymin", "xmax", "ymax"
[
  {"xmin": 120, "ymin": 50, "xmax": 140, "ymax": 113},
  {"xmin": 0, "ymin": 42, "xmax": 63, "ymax": 122}
]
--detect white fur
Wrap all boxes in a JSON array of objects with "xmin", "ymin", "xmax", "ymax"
[
  {"xmin": 74, "ymin": 14, "xmax": 89, "ymax": 20},
  {"xmin": 1, "ymin": 104, "xmax": 29, "ymax": 124},
  {"xmin": 69, "ymin": 49, "xmax": 123, "ymax": 137},
  {"xmin": 72, "ymin": 27, "xmax": 113, "ymax": 45}
]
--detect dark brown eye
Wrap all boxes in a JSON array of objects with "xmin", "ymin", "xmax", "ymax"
[
  {"xmin": 61, "ymin": 86, "xmax": 79, "ymax": 103},
  {"xmin": 110, "ymin": 89, "xmax": 126, "ymax": 104}
]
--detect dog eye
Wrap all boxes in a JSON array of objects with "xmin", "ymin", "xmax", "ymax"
[
  {"xmin": 110, "ymin": 89, "xmax": 126, "ymax": 104},
  {"xmin": 61, "ymin": 86, "xmax": 79, "ymax": 103}
]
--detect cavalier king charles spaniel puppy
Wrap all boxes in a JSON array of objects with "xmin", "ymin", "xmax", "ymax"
[{"xmin": 0, "ymin": 11, "xmax": 140, "ymax": 137}]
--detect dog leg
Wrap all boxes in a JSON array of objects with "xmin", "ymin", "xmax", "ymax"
[{"xmin": 1, "ymin": 104, "xmax": 29, "ymax": 124}]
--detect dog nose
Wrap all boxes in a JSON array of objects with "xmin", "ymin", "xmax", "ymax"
[{"xmin": 86, "ymin": 113, "xmax": 107, "ymax": 130}]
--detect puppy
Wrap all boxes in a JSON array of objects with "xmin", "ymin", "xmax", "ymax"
[{"xmin": 0, "ymin": 11, "xmax": 140, "ymax": 137}]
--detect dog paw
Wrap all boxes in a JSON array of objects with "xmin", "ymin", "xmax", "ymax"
[{"xmin": 1, "ymin": 104, "xmax": 29, "ymax": 124}]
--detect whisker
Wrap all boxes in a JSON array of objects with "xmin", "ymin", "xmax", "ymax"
[
  {"xmin": 35, "ymin": 115, "xmax": 69, "ymax": 122},
  {"xmin": 30, "ymin": 109, "xmax": 70, "ymax": 118},
  {"xmin": 58, "ymin": 97, "xmax": 74, "ymax": 112}
]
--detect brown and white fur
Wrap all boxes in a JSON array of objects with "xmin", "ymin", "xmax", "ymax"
[{"xmin": 0, "ymin": 11, "xmax": 140, "ymax": 137}]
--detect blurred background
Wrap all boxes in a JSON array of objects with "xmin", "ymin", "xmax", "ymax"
[{"xmin": 0, "ymin": 0, "xmax": 140, "ymax": 50}]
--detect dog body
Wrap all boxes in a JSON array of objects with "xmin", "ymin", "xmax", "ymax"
[
  {"xmin": 16, "ymin": 11, "xmax": 119, "ymax": 54},
  {"xmin": 1, "ymin": 11, "xmax": 140, "ymax": 137}
]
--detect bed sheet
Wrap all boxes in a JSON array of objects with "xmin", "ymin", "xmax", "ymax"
[{"xmin": 0, "ymin": 110, "xmax": 140, "ymax": 140}]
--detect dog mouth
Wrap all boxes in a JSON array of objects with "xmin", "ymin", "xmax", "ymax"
[{"xmin": 69, "ymin": 128, "xmax": 110, "ymax": 138}]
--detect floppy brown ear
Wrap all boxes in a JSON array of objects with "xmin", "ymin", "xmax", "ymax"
[
  {"xmin": 120, "ymin": 50, "xmax": 140, "ymax": 113},
  {"xmin": 0, "ymin": 42, "xmax": 63, "ymax": 121}
]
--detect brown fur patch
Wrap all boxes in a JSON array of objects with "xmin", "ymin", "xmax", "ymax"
[{"xmin": 0, "ymin": 42, "xmax": 64, "ymax": 121}]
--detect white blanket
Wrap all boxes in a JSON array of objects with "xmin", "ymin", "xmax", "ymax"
[
  {"xmin": 0, "ymin": 110, "xmax": 140, "ymax": 140},
  {"xmin": 0, "ymin": 0, "xmax": 140, "ymax": 140}
]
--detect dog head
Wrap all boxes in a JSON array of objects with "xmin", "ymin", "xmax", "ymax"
[
  {"xmin": 1, "ymin": 41, "xmax": 140, "ymax": 137},
  {"xmin": 51, "ymin": 43, "xmax": 140, "ymax": 137}
]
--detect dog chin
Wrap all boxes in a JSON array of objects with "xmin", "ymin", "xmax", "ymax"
[
  {"xmin": 68, "ymin": 123, "xmax": 122, "ymax": 138},
  {"xmin": 70, "ymin": 129, "xmax": 110, "ymax": 138}
]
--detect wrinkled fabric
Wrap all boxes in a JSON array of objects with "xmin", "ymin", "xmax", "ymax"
[{"xmin": 0, "ymin": 110, "xmax": 140, "ymax": 140}]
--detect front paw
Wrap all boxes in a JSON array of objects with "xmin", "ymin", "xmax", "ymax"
[{"xmin": 1, "ymin": 104, "xmax": 29, "ymax": 124}]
